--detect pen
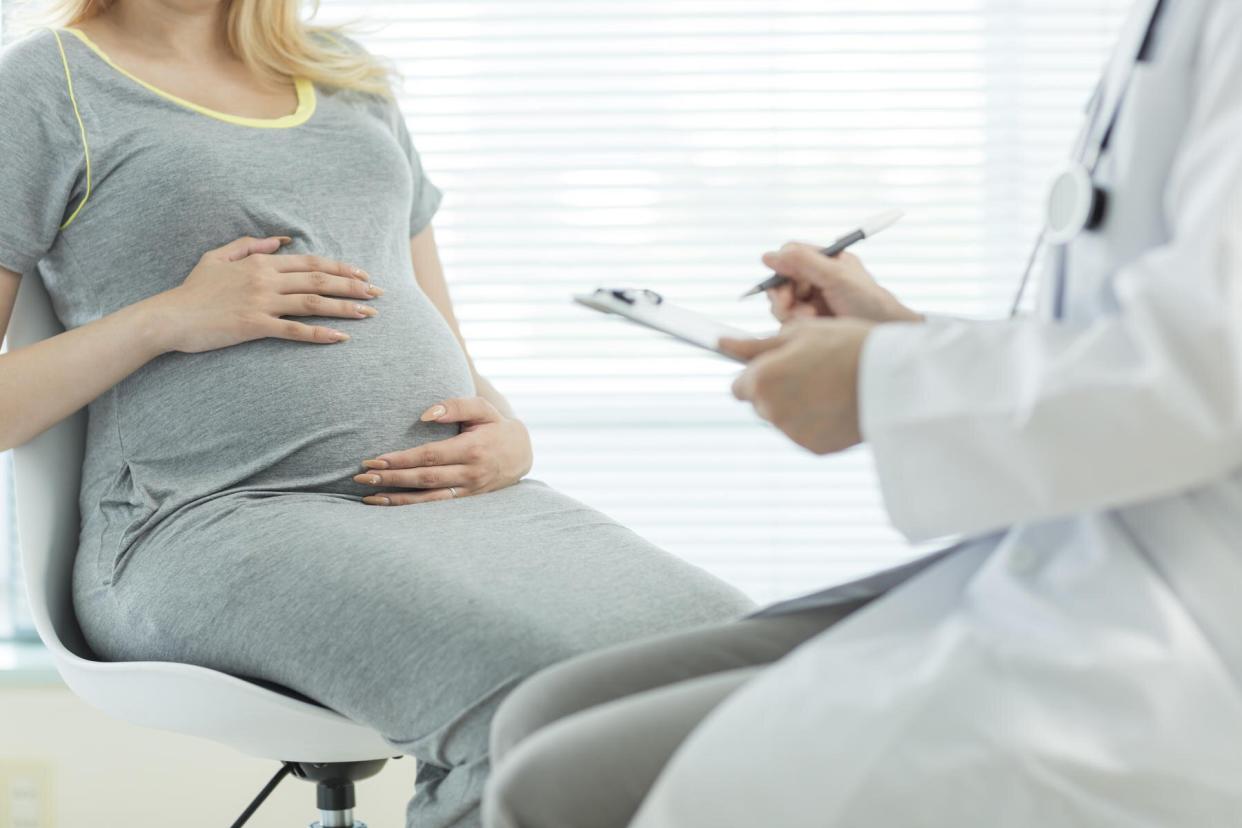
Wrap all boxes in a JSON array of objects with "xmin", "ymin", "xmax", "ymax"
[{"xmin": 739, "ymin": 209, "xmax": 905, "ymax": 299}]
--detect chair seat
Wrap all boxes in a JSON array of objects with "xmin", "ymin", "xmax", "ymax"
[{"xmin": 53, "ymin": 649, "xmax": 394, "ymax": 762}]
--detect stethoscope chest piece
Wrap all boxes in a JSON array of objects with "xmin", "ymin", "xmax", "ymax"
[{"xmin": 1045, "ymin": 163, "xmax": 1107, "ymax": 245}]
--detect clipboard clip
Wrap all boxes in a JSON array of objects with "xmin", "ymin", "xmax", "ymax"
[{"xmin": 596, "ymin": 287, "xmax": 664, "ymax": 306}]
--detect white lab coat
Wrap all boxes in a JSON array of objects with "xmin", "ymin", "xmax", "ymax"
[{"xmin": 629, "ymin": 0, "xmax": 1242, "ymax": 825}]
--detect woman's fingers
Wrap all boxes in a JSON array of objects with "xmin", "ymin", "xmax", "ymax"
[
  {"xmin": 275, "ymin": 294, "xmax": 379, "ymax": 320},
  {"xmin": 264, "ymin": 254, "xmax": 370, "ymax": 282},
  {"xmin": 274, "ymin": 271, "xmax": 383, "ymax": 300},
  {"xmin": 357, "ymin": 438, "xmax": 489, "ymax": 504},
  {"xmin": 363, "ymin": 488, "xmax": 459, "ymax": 506},
  {"xmin": 354, "ymin": 465, "xmax": 477, "ymax": 490},
  {"xmin": 262, "ymin": 318, "xmax": 351, "ymax": 344},
  {"xmin": 363, "ymin": 436, "xmax": 476, "ymax": 471},
  {"xmin": 212, "ymin": 235, "xmax": 291, "ymax": 262},
  {"xmin": 421, "ymin": 396, "xmax": 501, "ymax": 424}
]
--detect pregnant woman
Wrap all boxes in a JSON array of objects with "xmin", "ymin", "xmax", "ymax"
[{"xmin": 0, "ymin": 1, "xmax": 752, "ymax": 825}]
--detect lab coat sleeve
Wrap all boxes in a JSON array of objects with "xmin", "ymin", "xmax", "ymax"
[{"xmin": 859, "ymin": 2, "xmax": 1242, "ymax": 543}]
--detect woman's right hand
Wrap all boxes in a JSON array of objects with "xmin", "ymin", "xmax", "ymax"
[
  {"xmin": 147, "ymin": 235, "xmax": 383, "ymax": 354},
  {"xmin": 762, "ymin": 242, "xmax": 923, "ymax": 325}
]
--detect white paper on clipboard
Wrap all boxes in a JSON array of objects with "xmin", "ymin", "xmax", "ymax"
[{"xmin": 573, "ymin": 289, "xmax": 757, "ymax": 361}]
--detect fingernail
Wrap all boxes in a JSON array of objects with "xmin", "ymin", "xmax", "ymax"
[
  {"xmin": 354, "ymin": 473, "xmax": 382, "ymax": 485},
  {"xmin": 422, "ymin": 404, "xmax": 447, "ymax": 422},
  {"xmin": 332, "ymin": 331, "xmax": 350, "ymax": 342},
  {"xmin": 352, "ymin": 266, "xmax": 370, "ymax": 280},
  {"xmin": 363, "ymin": 496, "xmax": 391, "ymax": 506},
  {"xmin": 362, "ymin": 459, "xmax": 389, "ymax": 470},
  {"xmin": 355, "ymin": 304, "xmax": 378, "ymax": 317},
  {"xmin": 276, "ymin": 236, "xmax": 293, "ymax": 245},
  {"xmin": 367, "ymin": 285, "xmax": 385, "ymax": 296}
]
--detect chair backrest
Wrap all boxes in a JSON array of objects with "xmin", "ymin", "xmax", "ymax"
[{"xmin": 7, "ymin": 272, "xmax": 93, "ymax": 660}]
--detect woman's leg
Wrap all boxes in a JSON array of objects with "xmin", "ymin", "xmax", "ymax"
[
  {"xmin": 483, "ymin": 601, "xmax": 864, "ymax": 828},
  {"xmin": 75, "ymin": 484, "xmax": 753, "ymax": 828},
  {"xmin": 485, "ymin": 667, "xmax": 761, "ymax": 828}
]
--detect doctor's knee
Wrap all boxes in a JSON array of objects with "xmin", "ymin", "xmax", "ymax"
[{"xmin": 489, "ymin": 657, "xmax": 600, "ymax": 763}]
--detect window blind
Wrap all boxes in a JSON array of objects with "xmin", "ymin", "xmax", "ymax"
[
  {"xmin": 309, "ymin": 0, "xmax": 1130, "ymax": 604},
  {"xmin": 0, "ymin": 1, "xmax": 1131, "ymax": 637}
]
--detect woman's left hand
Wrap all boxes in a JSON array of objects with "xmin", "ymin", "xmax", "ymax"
[{"xmin": 354, "ymin": 397, "xmax": 534, "ymax": 505}]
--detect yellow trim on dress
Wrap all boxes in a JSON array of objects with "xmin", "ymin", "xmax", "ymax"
[
  {"xmin": 63, "ymin": 27, "xmax": 317, "ymax": 130},
  {"xmin": 50, "ymin": 29, "xmax": 93, "ymax": 230}
]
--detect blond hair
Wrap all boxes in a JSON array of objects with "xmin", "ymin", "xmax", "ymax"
[{"xmin": 9, "ymin": 0, "xmax": 396, "ymax": 96}]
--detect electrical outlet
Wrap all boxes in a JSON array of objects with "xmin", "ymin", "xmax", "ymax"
[{"xmin": 0, "ymin": 761, "xmax": 54, "ymax": 828}]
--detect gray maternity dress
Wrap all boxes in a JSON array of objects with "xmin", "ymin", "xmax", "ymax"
[{"xmin": 0, "ymin": 29, "xmax": 753, "ymax": 828}]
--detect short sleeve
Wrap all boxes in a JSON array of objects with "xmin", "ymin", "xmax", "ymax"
[
  {"xmin": 0, "ymin": 31, "xmax": 88, "ymax": 276},
  {"xmin": 389, "ymin": 102, "xmax": 443, "ymax": 237}
]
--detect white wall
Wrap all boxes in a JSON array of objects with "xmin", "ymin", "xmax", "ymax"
[{"xmin": 0, "ymin": 682, "xmax": 416, "ymax": 828}]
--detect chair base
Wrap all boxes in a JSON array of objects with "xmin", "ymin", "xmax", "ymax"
[{"xmin": 289, "ymin": 758, "xmax": 389, "ymax": 828}]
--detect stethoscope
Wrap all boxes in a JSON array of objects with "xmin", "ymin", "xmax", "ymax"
[{"xmin": 1008, "ymin": 0, "xmax": 1168, "ymax": 317}]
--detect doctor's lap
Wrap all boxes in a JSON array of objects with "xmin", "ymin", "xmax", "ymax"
[{"xmin": 484, "ymin": 0, "xmax": 1242, "ymax": 825}]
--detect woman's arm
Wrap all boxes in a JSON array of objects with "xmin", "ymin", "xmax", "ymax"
[
  {"xmin": 409, "ymin": 224, "xmax": 516, "ymax": 418},
  {"xmin": 0, "ymin": 237, "xmax": 379, "ymax": 454},
  {"xmin": 0, "ymin": 264, "xmax": 168, "ymax": 452}
]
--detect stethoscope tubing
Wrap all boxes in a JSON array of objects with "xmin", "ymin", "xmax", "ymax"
[{"xmin": 1006, "ymin": 0, "xmax": 1168, "ymax": 318}]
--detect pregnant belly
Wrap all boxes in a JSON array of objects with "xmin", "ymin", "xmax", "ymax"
[{"xmin": 118, "ymin": 291, "xmax": 477, "ymax": 501}]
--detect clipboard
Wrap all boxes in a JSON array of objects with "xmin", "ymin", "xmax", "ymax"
[{"xmin": 573, "ymin": 288, "xmax": 756, "ymax": 361}]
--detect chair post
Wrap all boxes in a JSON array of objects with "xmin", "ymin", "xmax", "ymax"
[
  {"xmin": 314, "ymin": 776, "xmax": 357, "ymax": 827},
  {"xmin": 290, "ymin": 758, "xmax": 389, "ymax": 828}
]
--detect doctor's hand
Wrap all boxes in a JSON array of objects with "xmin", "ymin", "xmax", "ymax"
[
  {"xmin": 720, "ymin": 317, "xmax": 875, "ymax": 455},
  {"xmin": 354, "ymin": 397, "xmax": 533, "ymax": 505},
  {"xmin": 762, "ymin": 243, "xmax": 922, "ymax": 325}
]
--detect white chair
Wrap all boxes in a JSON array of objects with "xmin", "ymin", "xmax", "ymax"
[{"xmin": 8, "ymin": 272, "xmax": 396, "ymax": 828}]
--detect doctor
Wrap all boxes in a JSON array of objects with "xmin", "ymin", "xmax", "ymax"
[{"xmin": 484, "ymin": 0, "xmax": 1242, "ymax": 825}]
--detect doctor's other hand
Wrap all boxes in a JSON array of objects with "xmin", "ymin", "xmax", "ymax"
[
  {"xmin": 762, "ymin": 243, "xmax": 923, "ymax": 325},
  {"xmin": 355, "ymin": 397, "xmax": 534, "ymax": 505},
  {"xmin": 145, "ymin": 235, "xmax": 380, "ymax": 354},
  {"xmin": 720, "ymin": 317, "xmax": 875, "ymax": 455}
]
